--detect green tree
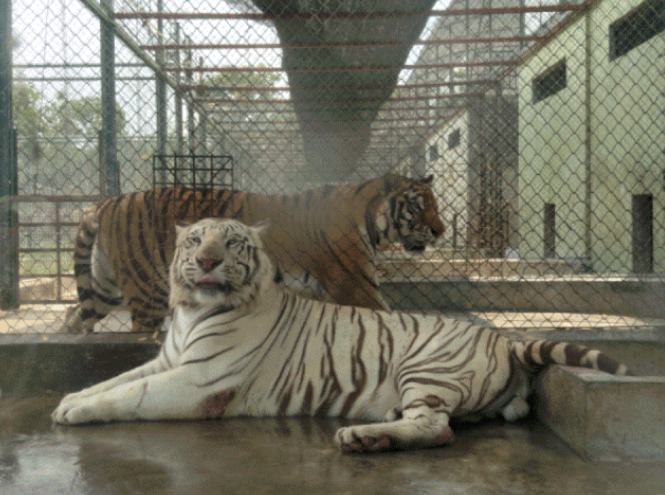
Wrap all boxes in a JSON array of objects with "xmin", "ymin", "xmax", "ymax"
[
  {"xmin": 203, "ymin": 66, "xmax": 281, "ymax": 101},
  {"xmin": 13, "ymin": 81, "xmax": 45, "ymax": 140},
  {"xmin": 44, "ymin": 92, "xmax": 126, "ymax": 138}
]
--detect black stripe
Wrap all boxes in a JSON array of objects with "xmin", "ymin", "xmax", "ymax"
[{"xmin": 182, "ymin": 346, "xmax": 236, "ymax": 366}]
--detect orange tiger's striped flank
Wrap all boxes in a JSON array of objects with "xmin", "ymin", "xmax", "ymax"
[{"xmin": 63, "ymin": 174, "xmax": 444, "ymax": 333}]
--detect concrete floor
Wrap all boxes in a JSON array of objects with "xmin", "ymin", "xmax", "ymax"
[{"xmin": 2, "ymin": 397, "xmax": 665, "ymax": 495}]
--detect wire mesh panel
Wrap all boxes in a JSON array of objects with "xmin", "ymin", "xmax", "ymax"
[
  {"xmin": 1, "ymin": 0, "xmax": 665, "ymax": 334},
  {"xmin": 152, "ymin": 154, "xmax": 233, "ymax": 189}
]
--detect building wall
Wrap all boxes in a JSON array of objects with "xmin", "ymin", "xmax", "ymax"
[
  {"xmin": 518, "ymin": 0, "xmax": 665, "ymax": 271},
  {"xmin": 423, "ymin": 111, "xmax": 470, "ymax": 249},
  {"xmin": 468, "ymin": 96, "xmax": 519, "ymax": 256},
  {"xmin": 590, "ymin": 0, "xmax": 665, "ymax": 272},
  {"xmin": 518, "ymin": 16, "xmax": 589, "ymax": 262},
  {"xmin": 417, "ymin": 95, "xmax": 519, "ymax": 253}
]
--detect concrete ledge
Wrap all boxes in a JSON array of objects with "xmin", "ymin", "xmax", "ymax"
[
  {"xmin": 382, "ymin": 277, "xmax": 665, "ymax": 320},
  {"xmin": 378, "ymin": 256, "xmax": 586, "ymax": 279},
  {"xmin": 536, "ymin": 366, "xmax": 665, "ymax": 460},
  {"xmin": 0, "ymin": 334, "xmax": 159, "ymax": 397}
]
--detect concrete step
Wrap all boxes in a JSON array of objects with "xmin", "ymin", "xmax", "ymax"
[
  {"xmin": 376, "ymin": 250, "xmax": 587, "ymax": 280},
  {"xmin": 536, "ymin": 364, "xmax": 665, "ymax": 460}
]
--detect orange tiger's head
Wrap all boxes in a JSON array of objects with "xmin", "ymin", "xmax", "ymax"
[{"xmin": 377, "ymin": 174, "xmax": 444, "ymax": 252}]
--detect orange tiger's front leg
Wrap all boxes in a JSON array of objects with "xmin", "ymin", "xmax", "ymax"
[
  {"xmin": 127, "ymin": 298, "xmax": 170, "ymax": 334},
  {"xmin": 323, "ymin": 276, "xmax": 388, "ymax": 311},
  {"xmin": 314, "ymin": 249, "xmax": 390, "ymax": 311}
]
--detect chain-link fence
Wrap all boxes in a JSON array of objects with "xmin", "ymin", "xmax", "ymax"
[{"xmin": 1, "ymin": 0, "xmax": 664, "ymax": 334}]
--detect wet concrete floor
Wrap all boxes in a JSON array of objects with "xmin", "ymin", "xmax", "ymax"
[{"xmin": 2, "ymin": 397, "xmax": 665, "ymax": 495}]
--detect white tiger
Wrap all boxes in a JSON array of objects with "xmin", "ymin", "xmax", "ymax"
[{"xmin": 52, "ymin": 218, "xmax": 629, "ymax": 452}]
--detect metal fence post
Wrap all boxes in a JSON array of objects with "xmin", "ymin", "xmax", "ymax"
[
  {"xmin": 174, "ymin": 23, "xmax": 184, "ymax": 155},
  {"xmin": 100, "ymin": 0, "xmax": 119, "ymax": 196},
  {"xmin": 155, "ymin": 0, "xmax": 167, "ymax": 183},
  {"xmin": 0, "ymin": 0, "xmax": 19, "ymax": 309}
]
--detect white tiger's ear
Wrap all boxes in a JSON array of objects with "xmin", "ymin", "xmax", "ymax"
[
  {"xmin": 251, "ymin": 220, "xmax": 270, "ymax": 238},
  {"xmin": 175, "ymin": 224, "xmax": 189, "ymax": 244}
]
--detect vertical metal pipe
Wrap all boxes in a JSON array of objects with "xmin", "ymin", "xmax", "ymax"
[
  {"xmin": 197, "ymin": 56, "xmax": 207, "ymax": 155},
  {"xmin": 0, "ymin": 0, "xmax": 18, "ymax": 309},
  {"xmin": 186, "ymin": 43, "xmax": 195, "ymax": 154},
  {"xmin": 100, "ymin": 0, "xmax": 119, "ymax": 195},
  {"xmin": 174, "ymin": 22, "xmax": 184, "ymax": 155},
  {"xmin": 55, "ymin": 201, "xmax": 62, "ymax": 300},
  {"xmin": 584, "ymin": 6, "xmax": 593, "ymax": 264},
  {"xmin": 519, "ymin": 0, "xmax": 525, "ymax": 51},
  {"xmin": 156, "ymin": 0, "xmax": 167, "ymax": 184}
]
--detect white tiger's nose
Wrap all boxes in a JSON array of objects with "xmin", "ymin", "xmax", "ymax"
[{"xmin": 197, "ymin": 257, "xmax": 222, "ymax": 273}]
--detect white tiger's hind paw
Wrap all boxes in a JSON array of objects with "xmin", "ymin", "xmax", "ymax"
[
  {"xmin": 501, "ymin": 397, "xmax": 530, "ymax": 422},
  {"xmin": 383, "ymin": 407, "xmax": 402, "ymax": 422}
]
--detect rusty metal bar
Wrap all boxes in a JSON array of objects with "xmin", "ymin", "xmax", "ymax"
[
  {"xmin": 7, "ymin": 195, "xmax": 105, "ymax": 203},
  {"xmin": 165, "ymin": 60, "xmax": 516, "ymax": 73},
  {"xmin": 207, "ymin": 101, "xmax": 469, "ymax": 113},
  {"xmin": 11, "ymin": 195, "xmax": 102, "ymax": 305},
  {"xmin": 179, "ymin": 79, "xmax": 497, "ymax": 93},
  {"xmin": 196, "ymin": 92, "xmax": 482, "ymax": 104},
  {"xmin": 114, "ymin": 5, "xmax": 583, "ymax": 21},
  {"xmin": 141, "ymin": 36, "xmax": 542, "ymax": 51}
]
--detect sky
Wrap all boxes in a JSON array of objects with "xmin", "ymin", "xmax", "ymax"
[{"xmin": 11, "ymin": 0, "xmax": 556, "ymax": 135}]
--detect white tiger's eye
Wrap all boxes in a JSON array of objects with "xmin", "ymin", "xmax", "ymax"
[{"xmin": 226, "ymin": 237, "xmax": 242, "ymax": 249}]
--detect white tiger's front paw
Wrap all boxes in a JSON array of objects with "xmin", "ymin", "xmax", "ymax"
[
  {"xmin": 334, "ymin": 419, "xmax": 455, "ymax": 453},
  {"xmin": 52, "ymin": 396, "xmax": 110, "ymax": 425},
  {"xmin": 56, "ymin": 390, "xmax": 86, "ymax": 408}
]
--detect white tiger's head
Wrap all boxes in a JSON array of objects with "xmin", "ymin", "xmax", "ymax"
[{"xmin": 169, "ymin": 218, "xmax": 273, "ymax": 309}]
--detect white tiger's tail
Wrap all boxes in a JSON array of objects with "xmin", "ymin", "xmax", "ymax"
[{"xmin": 509, "ymin": 339, "xmax": 630, "ymax": 376}]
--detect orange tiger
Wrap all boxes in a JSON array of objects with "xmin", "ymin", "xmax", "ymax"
[{"xmin": 63, "ymin": 173, "xmax": 444, "ymax": 333}]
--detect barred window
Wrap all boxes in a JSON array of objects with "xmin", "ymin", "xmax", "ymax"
[
  {"xmin": 448, "ymin": 129, "xmax": 461, "ymax": 149},
  {"xmin": 532, "ymin": 59, "xmax": 567, "ymax": 103},
  {"xmin": 633, "ymin": 194, "xmax": 654, "ymax": 273},
  {"xmin": 429, "ymin": 144, "xmax": 439, "ymax": 161},
  {"xmin": 610, "ymin": 0, "xmax": 665, "ymax": 60},
  {"xmin": 544, "ymin": 203, "xmax": 556, "ymax": 259}
]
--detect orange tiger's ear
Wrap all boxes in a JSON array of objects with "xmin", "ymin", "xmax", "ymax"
[
  {"xmin": 420, "ymin": 174, "xmax": 434, "ymax": 185},
  {"xmin": 251, "ymin": 220, "xmax": 270, "ymax": 238}
]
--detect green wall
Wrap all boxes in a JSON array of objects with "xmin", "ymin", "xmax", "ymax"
[{"xmin": 519, "ymin": 0, "xmax": 665, "ymax": 272}]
